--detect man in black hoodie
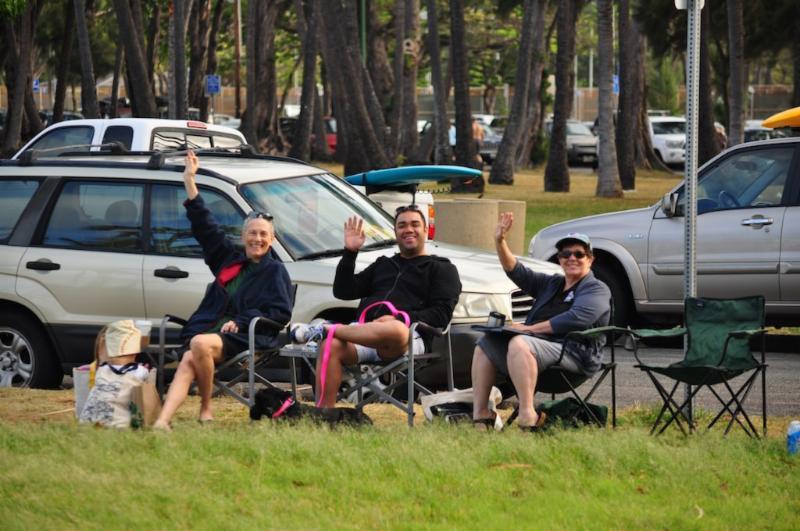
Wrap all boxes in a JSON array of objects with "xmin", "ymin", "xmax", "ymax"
[{"xmin": 293, "ymin": 205, "xmax": 461, "ymax": 407}]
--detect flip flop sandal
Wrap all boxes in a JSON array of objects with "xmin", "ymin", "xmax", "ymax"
[
  {"xmin": 519, "ymin": 412, "xmax": 547, "ymax": 433},
  {"xmin": 473, "ymin": 415, "xmax": 497, "ymax": 431}
]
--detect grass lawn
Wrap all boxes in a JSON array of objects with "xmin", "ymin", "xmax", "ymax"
[{"xmin": 1, "ymin": 389, "xmax": 799, "ymax": 529}]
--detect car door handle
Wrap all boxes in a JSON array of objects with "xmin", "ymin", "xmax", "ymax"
[
  {"xmin": 154, "ymin": 268, "xmax": 189, "ymax": 279},
  {"xmin": 741, "ymin": 217, "xmax": 773, "ymax": 227},
  {"xmin": 26, "ymin": 260, "xmax": 61, "ymax": 271}
]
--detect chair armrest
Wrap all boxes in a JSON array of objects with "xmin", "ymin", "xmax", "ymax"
[
  {"xmin": 163, "ymin": 314, "xmax": 188, "ymax": 326},
  {"xmin": 618, "ymin": 327, "xmax": 686, "ymax": 365},
  {"xmin": 729, "ymin": 328, "xmax": 769, "ymax": 339},
  {"xmin": 411, "ymin": 321, "xmax": 444, "ymax": 338},
  {"xmin": 564, "ymin": 325, "xmax": 625, "ymax": 341},
  {"xmin": 247, "ymin": 316, "xmax": 290, "ymax": 353}
]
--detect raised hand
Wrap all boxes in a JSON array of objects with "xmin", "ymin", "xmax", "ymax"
[
  {"xmin": 183, "ymin": 150, "xmax": 199, "ymax": 199},
  {"xmin": 495, "ymin": 212, "xmax": 514, "ymax": 243},
  {"xmin": 344, "ymin": 216, "xmax": 366, "ymax": 252}
]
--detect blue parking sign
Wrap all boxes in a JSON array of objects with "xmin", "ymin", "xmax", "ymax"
[
  {"xmin": 612, "ymin": 74, "xmax": 619, "ymax": 95},
  {"xmin": 205, "ymin": 75, "xmax": 221, "ymax": 96},
  {"xmin": 33, "ymin": 78, "xmax": 40, "ymax": 93}
]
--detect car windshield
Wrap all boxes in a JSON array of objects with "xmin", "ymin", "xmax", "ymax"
[
  {"xmin": 240, "ymin": 173, "xmax": 396, "ymax": 260},
  {"xmin": 652, "ymin": 121, "xmax": 685, "ymax": 135},
  {"xmin": 566, "ymin": 122, "xmax": 593, "ymax": 136}
]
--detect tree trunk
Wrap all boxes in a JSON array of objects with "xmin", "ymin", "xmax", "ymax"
[
  {"xmin": 113, "ymin": 0, "xmax": 157, "ymax": 117},
  {"xmin": 544, "ymin": 0, "xmax": 579, "ymax": 192},
  {"xmin": 288, "ymin": 0, "xmax": 319, "ymax": 161},
  {"xmin": 726, "ymin": 0, "xmax": 744, "ymax": 147},
  {"xmin": 389, "ymin": 0, "xmax": 406, "ymax": 159},
  {"xmin": 53, "ymin": 0, "xmax": 75, "ymax": 123},
  {"xmin": 111, "ymin": 43, "xmax": 123, "ymax": 117},
  {"xmin": 366, "ymin": 0, "xmax": 394, "ymax": 116},
  {"xmin": 698, "ymin": 6, "xmax": 720, "ymax": 166},
  {"xmin": 489, "ymin": 0, "xmax": 541, "ymax": 185},
  {"xmin": 173, "ymin": 0, "xmax": 188, "ymax": 119},
  {"xmin": 449, "ymin": 0, "xmax": 478, "ymax": 176},
  {"xmin": 424, "ymin": 0, "xmax": 451, "ymax": 166},
  {"xmin": 595, "ymin": 0, "xmax": 621, "ymax": 198},
  {"xmin": 145, "ymin": 1, "xmax": 161, "ymax": 95},
  {"xmin": 1, "ymin": 8, "xmax": 32, "ymax": 155},
  {"xmin": 319, "ymin": 0, "xmax": 390, "ymax": 174},
  {"xmin": 616, "ymin": 0, "xmax": 635, "ymax": 189},
  {"xmin": 517, "ymin": 0, "xmax": 548, "ymax": 168},
  {"xmin": 204, "ymin": 0, "xmax": 225, "ymax": 122},
  {"xmin": 399, "ymin": 0, "xmax": 420, "ymax": 159},
  {"xmin": 74, "ymin": 0, "xmax": 100, "ymax": 118},
  {"xmin": 188, "ymin": 0, "xmax": 211, "ymax": 117}
]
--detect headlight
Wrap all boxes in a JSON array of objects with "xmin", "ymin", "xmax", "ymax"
[
  {"xmin": 452, "ymin": 292, "xmax": 512, "ymax": 321},
  {"xmin": 666, "ymin": 140, "xmax": 684, "ymax": 149}
]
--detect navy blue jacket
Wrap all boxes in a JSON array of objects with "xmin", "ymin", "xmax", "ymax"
[
  {"xmin": 181, "ymin": 195, "xmax": 293, "ymax": 351},
  {"xmin": 508, "ymin": 261, "xmax": 610, "ymax": 374}
]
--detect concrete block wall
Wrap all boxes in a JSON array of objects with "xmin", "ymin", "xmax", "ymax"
[{"xmin": 434, "ymin": 199, "xmax": 526, "ymax": 255}]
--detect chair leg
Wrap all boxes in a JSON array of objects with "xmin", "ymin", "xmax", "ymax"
[{"xmin": 644, "ymin": 373, "xmax": 691, "ymax": 436}]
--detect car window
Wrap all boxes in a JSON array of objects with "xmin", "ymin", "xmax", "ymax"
[
  {"xmin": 0, "ymin": 179, "xmax": 40, "ymax": 242},
  {"xmin": 42, "ymin": 181, "xmax": 144, "ymax": 251},
  {"xmin": 150, "ymin": 184, "xmax": 243, "ymax": 256},
  {"xmin": 652, "ymin": 121, "xmax": 685, "ymax": 135},
  {"xmin": 212, "ymin": 134, "xmax": 242, "ymax": 149},
  {"xmin": 152, "ymin": 130, "xmax": 185, "ymax": 150},
  {"xmin": 101, "ymin": 126, "xmax": 134, "ymax": 150},
  {"xmin": 678, "ymin": 146, "xmax": 794, "ymax": 214},
  {"xmin": 241, "ymin": 174, "xmax": 395, "ymax": 260},
  {"xmin": 566, "ymin": 122, "xmax": 593, "ymax": 136},
  {"xmin": 27, "ymin": 126, "xmax": 94, "ymax": 156},
  {"xmin": 187, "ymin": 134, "xmax": 212, "ymax": 149}
]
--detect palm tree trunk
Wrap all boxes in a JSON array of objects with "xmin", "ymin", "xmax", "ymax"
[
  {"xmin": 726, "ymin": 0, "xmax": 744, "ymax": 146},
  {"xmin": 74, "ymin": 0, "xmax": 99, "ymax": 118},
  {"xmin": 424, "ymin": 0, "xmax": 451, "ymax": 165},
  {"xmin": 698, "ymin": 5, "xmax": 720, "ymax": 166},
  {"xmin": 53, "ymin": 0, "xmax": 75, "ymax": 123},
  {"xmin": 616, "ymin": 0, "xmax": 635, "ymax": 189},
  {"xmin": 595, "ymin": 0, "xmax": 621, "ymax": 198},
  {"xmin": 188, "ymin": 0, "xmax": 211, "ymax": 117},
  {"xmin": 288, "ymin": 0, "xmax": 319, "ymax": 161},
  {"xmin": 449, "ymin": 0, "xmax": 478, "ymax": 176},
  {"xmin": 489, "ymin": 0, "xmax": 541, "ymax": 185},
  {"xmin": 112, "ymin": 0, "xmax": 157, "ymax": 117},
  {"xmin": 544, "ymin": 0, "xmax": 579, "ymax": 192},
  {"xmin": 173, "ymin": 0, "xmax": 188, "ymax": 119},
  {"xmin": 389, "ymin": 0, "xmax": 406, "ymax": 159},
  {"xmin": 1, "ymin": 9, "xmax": 32, "ymax": 155},
  {"xmin": 399, "ymin": 0, "xmax": 420, "ymax": 159},
  {"xmin": 517, "ymin": 0, "xmax": 549, "ymax": 168}
]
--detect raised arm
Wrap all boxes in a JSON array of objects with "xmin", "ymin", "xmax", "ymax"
[
  {"xmin": 183, "ymin": 150, "xmax": 199, "ymax": 200},
  {"xmin": 494, "ymin": 212, "xmax": 518, "ymax": 272}
]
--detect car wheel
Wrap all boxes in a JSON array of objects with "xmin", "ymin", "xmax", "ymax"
[
  {"xmin": 591, "ymin": 261, "xmax": 634, "ymax": 328},
  {"xmin": 0, "ymin": 311, "xmax": 62, "ymax": 389}
]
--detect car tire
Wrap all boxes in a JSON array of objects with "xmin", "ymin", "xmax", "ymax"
[
  {"xmin": 591, "ymin": 261, "xmax": 634, "ymax": 328},
  {"xmin": 0, "ymin": 311, "xmax": 62, "ymax": 389}
]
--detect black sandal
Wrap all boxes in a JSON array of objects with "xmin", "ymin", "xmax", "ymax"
[
  {"xmin": 473, "ymin": 414, "xmax": 497, "ymax": 431},
  {"xmin": 519, "ymin": 412, "xmax": 547, "ymax": 433}
]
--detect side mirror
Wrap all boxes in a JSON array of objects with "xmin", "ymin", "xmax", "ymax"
[{"xmin": 661, "ymin": 192, "xmax": 679, "ymax": 217}]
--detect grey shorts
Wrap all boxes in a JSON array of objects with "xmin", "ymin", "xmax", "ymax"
[
  {"xmin": 477, "ymin": 333, "xmax": 583, "ymax": 376},
  {"xmin": 355, "ymin": 330, "xmax": 425, "ymax": 363}
]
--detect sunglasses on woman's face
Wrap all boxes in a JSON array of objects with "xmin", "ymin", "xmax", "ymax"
[
  {"xmin": 246, "ymin": 211, "xmax": 274, "ymax": 221},
  {"xmin": 557, "ymin": 249, "xmax": 589, "ymax": 260}
]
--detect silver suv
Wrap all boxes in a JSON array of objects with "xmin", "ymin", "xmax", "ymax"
[
  {"xmin": 529, "ymin": 137, "xmax": 800, "ymax": 327},
  {"xmin": 0, "ymin": 151, "xmax": 560, "ymax": 388}
]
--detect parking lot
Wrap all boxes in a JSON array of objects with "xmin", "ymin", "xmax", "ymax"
[{"xmin": 585, "ymin": 346, "xmax": 800, "ymax": 417}]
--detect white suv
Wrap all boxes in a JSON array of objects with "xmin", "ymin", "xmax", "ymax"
[
  {"xmin": 12, "ymin": 118, "xmax": 245, "ymax": 159},
  {"xmin": 648, "ymin": 116, "xmax": 686, "ymax": 165},
  {"xmin": 0, "ymin": 151, "xmax": 560, "ymax": 388}
]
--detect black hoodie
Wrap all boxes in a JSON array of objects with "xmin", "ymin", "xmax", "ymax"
[{"xmin": 333, "ymin": 249, "xmax": 462, "ymax": 349}]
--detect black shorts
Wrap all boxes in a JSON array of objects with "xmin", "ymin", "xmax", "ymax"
[{"xmin": 182, "ymin": 333, "xmax": 248, "ymax": 360}]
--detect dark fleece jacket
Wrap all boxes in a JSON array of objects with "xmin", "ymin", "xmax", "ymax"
[
  {"xmin": 181, "ymin": 195, "xmax": 293, "ymax": 351},
  {"xmin": 333, "ymin": 249, "xmax": 461, "ymax": 349}
]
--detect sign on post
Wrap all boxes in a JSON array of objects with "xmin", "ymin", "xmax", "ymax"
[
  {"xmin": 612, "ymin": 74, "xmax": 619, "ymax": 96},
  {"xmin": 32, "ymin": 78, "xmax": 40, "ymax": 93},
  {"xmin": 205, "ymin": 75, "xmax": 221, "ymax": 96}
]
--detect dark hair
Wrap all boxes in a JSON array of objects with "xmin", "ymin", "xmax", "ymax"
[{"xmin": 394, "ymin": 204, "xmax": 426, "ymax": 226}]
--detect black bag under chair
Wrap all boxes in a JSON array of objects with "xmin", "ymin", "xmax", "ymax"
[
  {"xmin": 538, "ymin": 397, "xmax": 609, "ymax": 429},
  {"xmin": 624, "ymin": 296, "xmax": 768, "ymax": 437}
]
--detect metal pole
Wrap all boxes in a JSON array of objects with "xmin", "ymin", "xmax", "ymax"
[{"xmin": 683, "ymin": 0, "xmax": 703, "ymax": 424}]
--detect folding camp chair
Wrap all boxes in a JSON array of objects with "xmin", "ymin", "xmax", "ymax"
[
  {"xmin": 505, "ymin": 323, "xmax": 618, "ymax": 429},
  {"xmin": 625, "ymin": 296, "xmax": 768, "ymax": 437},
  {"xmin": 156, "ymin": 314, "xmax": 290, "ymax": 408},
  {"xmin": 337, "ymin": 321, "xmax": 452, "ymax": 427}
]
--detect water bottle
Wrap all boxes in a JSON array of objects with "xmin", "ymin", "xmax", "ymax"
[{"xmin": 788, "ymin": 420, "xmax": 800, "ymax": 455}]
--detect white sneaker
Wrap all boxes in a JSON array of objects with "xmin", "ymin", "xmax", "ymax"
[{"xmin": 289, "ymin": 320, "xmax": 327, "ymax": 344}]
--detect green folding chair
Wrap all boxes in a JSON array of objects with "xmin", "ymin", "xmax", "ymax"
[{"xmin": 626, "ymin": 296, "xmax": 768, "ymax": 437}]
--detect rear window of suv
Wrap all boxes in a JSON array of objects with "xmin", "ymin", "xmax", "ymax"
[{"xmin": 0, "ymin": 179, "xmax": 40, "ymax": 241}]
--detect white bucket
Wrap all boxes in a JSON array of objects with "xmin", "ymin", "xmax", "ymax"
[{"xmin": 72, "ymin": 365, "xmax": 92, "ymax": 418}]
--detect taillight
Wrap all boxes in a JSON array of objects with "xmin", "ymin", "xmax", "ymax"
[{"xmin": 428, "ymin": 204, "xmax": 436, "ymax": 240}]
